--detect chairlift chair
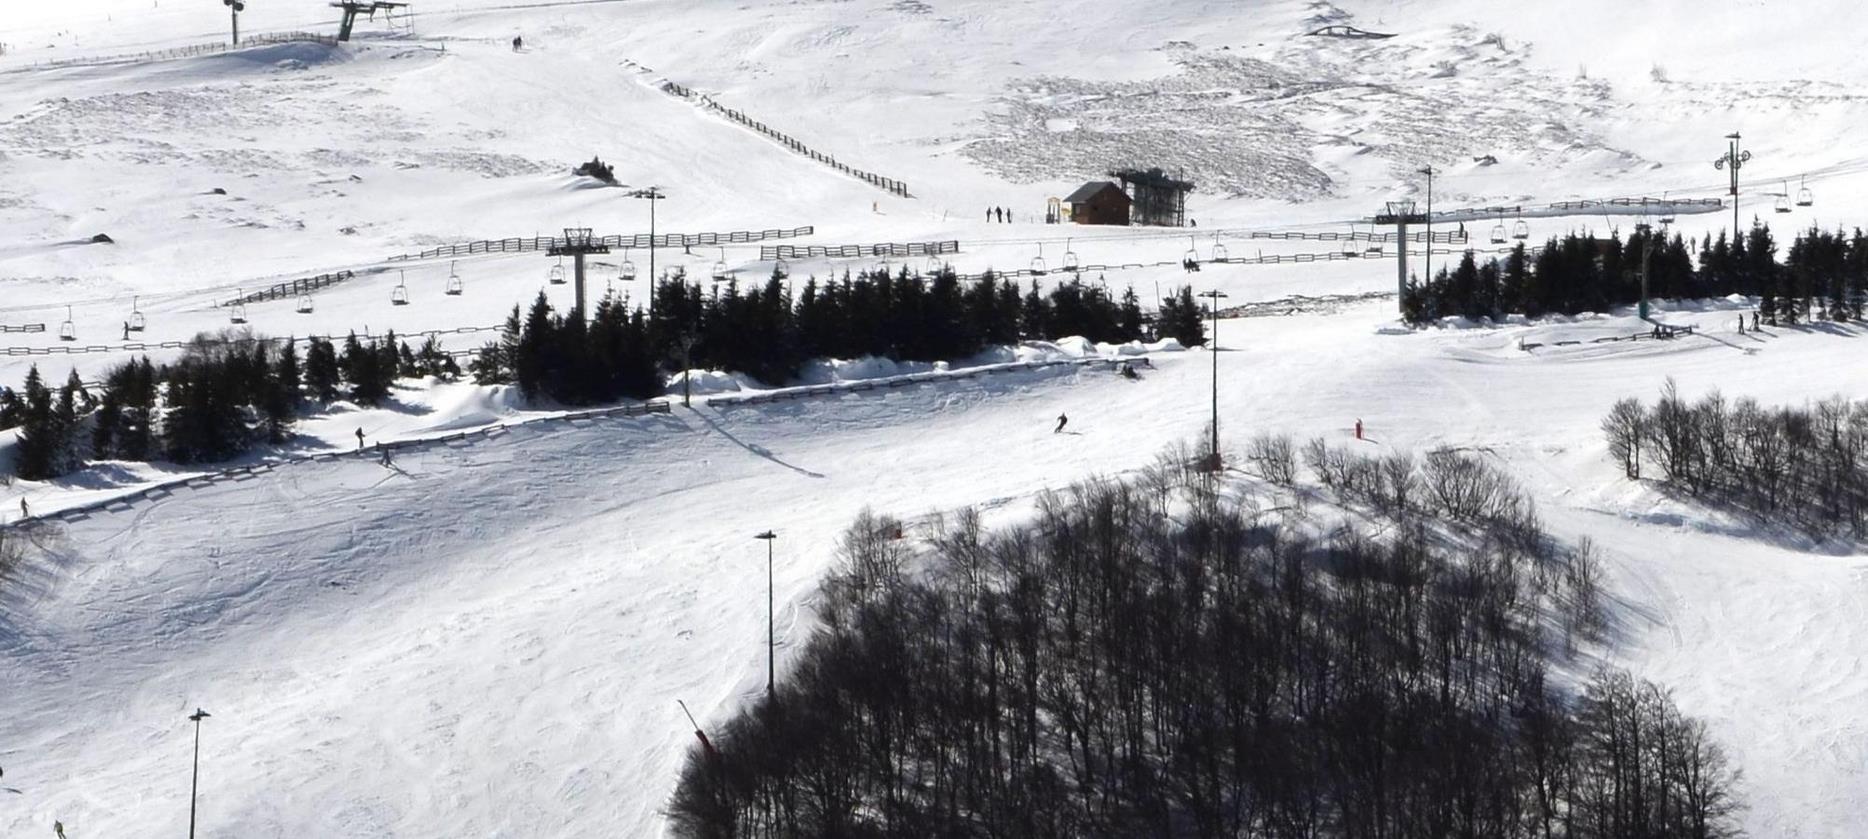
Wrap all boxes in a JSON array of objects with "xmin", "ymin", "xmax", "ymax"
[
  {"xmin": 446, "ymin": 261, "xmax": 464, "ymax": 296},
  {"xmin": 1183, "ymin": 237, "xmax": 1200, "ymax": 266},
  {"xmin": 1490, "ymin": 221, "xmax": 1508, "ymax": 245},
  {"xmin": 548, "ymin": 257, "xmax": 567, "ymax": 285},
  {"xmin": 1211, "ymin": 237, "xmax": 1230, "ymax": 264},
  {"xmin": 620, "ymin": 250, "xmax": 638, "ymax": 283},
  {"xmin": 128, "ymin": 295, "xmax": 146, "ymax": 332},
  {"xmin": 59, "ymin": 306, "xmax": 75, "ymax": 341},
  {"xmin": 1797, "ymin": 177, "xmax": 1814, "ymax": 207},
  {"xmin": 297, "ymin": 294, "xmax": 314, "ymax": 314},
  {"xmin": 1511, "ymin": 217, "xmax": 1530, "ymax": 240},
  {"xmin": 1658, "ymin": 191, "xmax": 1676, "ymax": 225},
  {"xmin": 1030, "ymin": 244, "xmax": 1048, "ymax": 276},
  {"xmin": 924, "ymin": 254, "xmax": 944, "ymax": 275},
  {"xmin": 1062, "ymin": 238, "xmax": 1081, "ymax": 272},
  {"xmin": 392, "ymin": 271, "xmax": 411, "ymax": 306},
  {"xmin": 230, "ymin": 291, "xmax": 247, "ymax": 325},
  {"xmin": 1774, "ymin": 194, "xmax": 1792, "ymax": 214},
  {"xmin": 1341, "ymin": 228, "xmax": 1358, "ymax": 257},
  {"xmin": 711, "ymin": 248, "xmax": 730, "ymax": 282}
]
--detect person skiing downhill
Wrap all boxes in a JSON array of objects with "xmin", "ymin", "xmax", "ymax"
[
  {"xmin": 1054, "ymin": 413, "xmax": 1068, "ymax": 434},
  {"xmin": 355, "ymin": 427, "xmax": 365, "ymax": 451}
]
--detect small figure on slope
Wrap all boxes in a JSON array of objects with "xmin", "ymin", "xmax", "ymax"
[{"xmin": 1054, "ymin": 413, "xmax": 1068, "ymax": 434}]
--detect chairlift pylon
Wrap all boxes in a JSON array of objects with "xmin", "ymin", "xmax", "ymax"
[
  {"xmin": 297, "ymin": 294, "xmax": 314, "ymax": 314},
  {"xmin": 128, "ymin": 295, "xmax": 146, "ymax": 332},
  {"xmin": 59, "ymin": 305, "xmax": 75, "ymax": 341},
  {"xmin": 392, "ymin": 271, "xmax": 411, "ymax": 306},
  {"xmin": 549, "ymin": 256, "xmax": 567, "ymax": 285},
  {"xmin": 230, "ymin": 290, "xmax": 247, "ymax": 325}
]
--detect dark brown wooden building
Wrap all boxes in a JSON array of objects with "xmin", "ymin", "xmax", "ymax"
[{"xmin": 1066, "ymin": 181, "xmax": 1132, "ymax": 226}]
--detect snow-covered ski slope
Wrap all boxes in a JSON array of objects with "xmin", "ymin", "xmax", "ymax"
[{"xmin": 4, "ymin": 0, "xmax": 1868, "ymax": 836}]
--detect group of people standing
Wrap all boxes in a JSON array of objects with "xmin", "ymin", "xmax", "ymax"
[{"xmin": 986, "ymin": 206, "xmax": 1015, "ymax": 223}]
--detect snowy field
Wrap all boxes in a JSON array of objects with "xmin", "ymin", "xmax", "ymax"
[{"xmin": 3, "ymin": 0, "xmax": 1868, "ymax": 836}]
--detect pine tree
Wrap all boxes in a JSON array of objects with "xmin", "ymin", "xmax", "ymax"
[
  {"xmin": 262, "ymin": 340, "xmax": 300, "ymax": 443},
  {"xmin": 13, "ymin": 366, "xmax": 56, "ymax": 480},
  {"xmin": 304, "ymin": 337, "xmax": 341, "ymax": 402},
  {"xmin": 52, "ymin": 370, "xmax": 85, "ymax": 475}
]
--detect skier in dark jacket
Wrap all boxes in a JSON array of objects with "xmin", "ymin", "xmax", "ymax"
[{"xmin": 1054, "ymin": 413, "xmax": 1068, "ymax": 434}]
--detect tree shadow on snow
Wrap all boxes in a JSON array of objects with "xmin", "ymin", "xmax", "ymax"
[{"xmin": 692, "ymin": 409, "xmax": 827, "ymax": 479}]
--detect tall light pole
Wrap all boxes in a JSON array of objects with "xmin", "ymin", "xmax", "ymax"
[
  {"xmin": 627, "ymin": 187, "xmax": 667, "ymax": 319},
  {"xmin": 1713, "ymin": 132, "xmax": 1751, "ymax": 242},
  {"xmin": 753, "ymin": 530, "xmax": 777, "ymax": 699},
  {"xmin": 222, "ymin": 0, "xmax": 245, "ymax": 45},
  {"xmin": 187, "ymin": 708, "xmax": 211, "ymax": 839},
  {"xmin": 1197, "ymin": 289, "xmax": 1228, "ymax": 469},
  {"xmin": 1417, "ymin": 166, "xmax": 1437, "ymax": 285}
]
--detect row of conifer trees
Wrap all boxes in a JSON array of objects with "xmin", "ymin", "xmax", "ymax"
[
  {"xmin": 3, "ymin": 331, "xmax": 458, "ymax": 480},
  {"xmin": 471, "ymin": 268, "xmax": 1208, "ymax": 406},
  {"xmin": 1404, "ymin": 222, "xmax": 1868, "ymax": 324}
]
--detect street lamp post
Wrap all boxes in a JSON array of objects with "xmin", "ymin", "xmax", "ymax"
[
  {"xmin": 627, "ymin": 187, "xmax": 667, "ymax": 319},
  {"xmin": 753, "ymin": 530, "xmax": 777, "ymax": 699},
  {"xmin": 222, "ymin": 0, "xmax": 245, "ymax": 45},
  {"xmin": 187, "ymin": 708, "xmax": 211, "ymax": 839},
  {"xmin": 1713, "ymin": 132, "xmax": 1751, "ymax": 243},
  {"xmin": 1417, "ymin": 166, "xmax": 1437, "ymax": 285},
  {"xmin": 1197, "ymin": 289, "xmax": 1228, "ymax": 469}
]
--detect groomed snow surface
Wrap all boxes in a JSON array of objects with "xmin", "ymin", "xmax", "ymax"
[{"xmin": 3, "ymin": 0, "xmax": 1868, "ymax": 836}]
